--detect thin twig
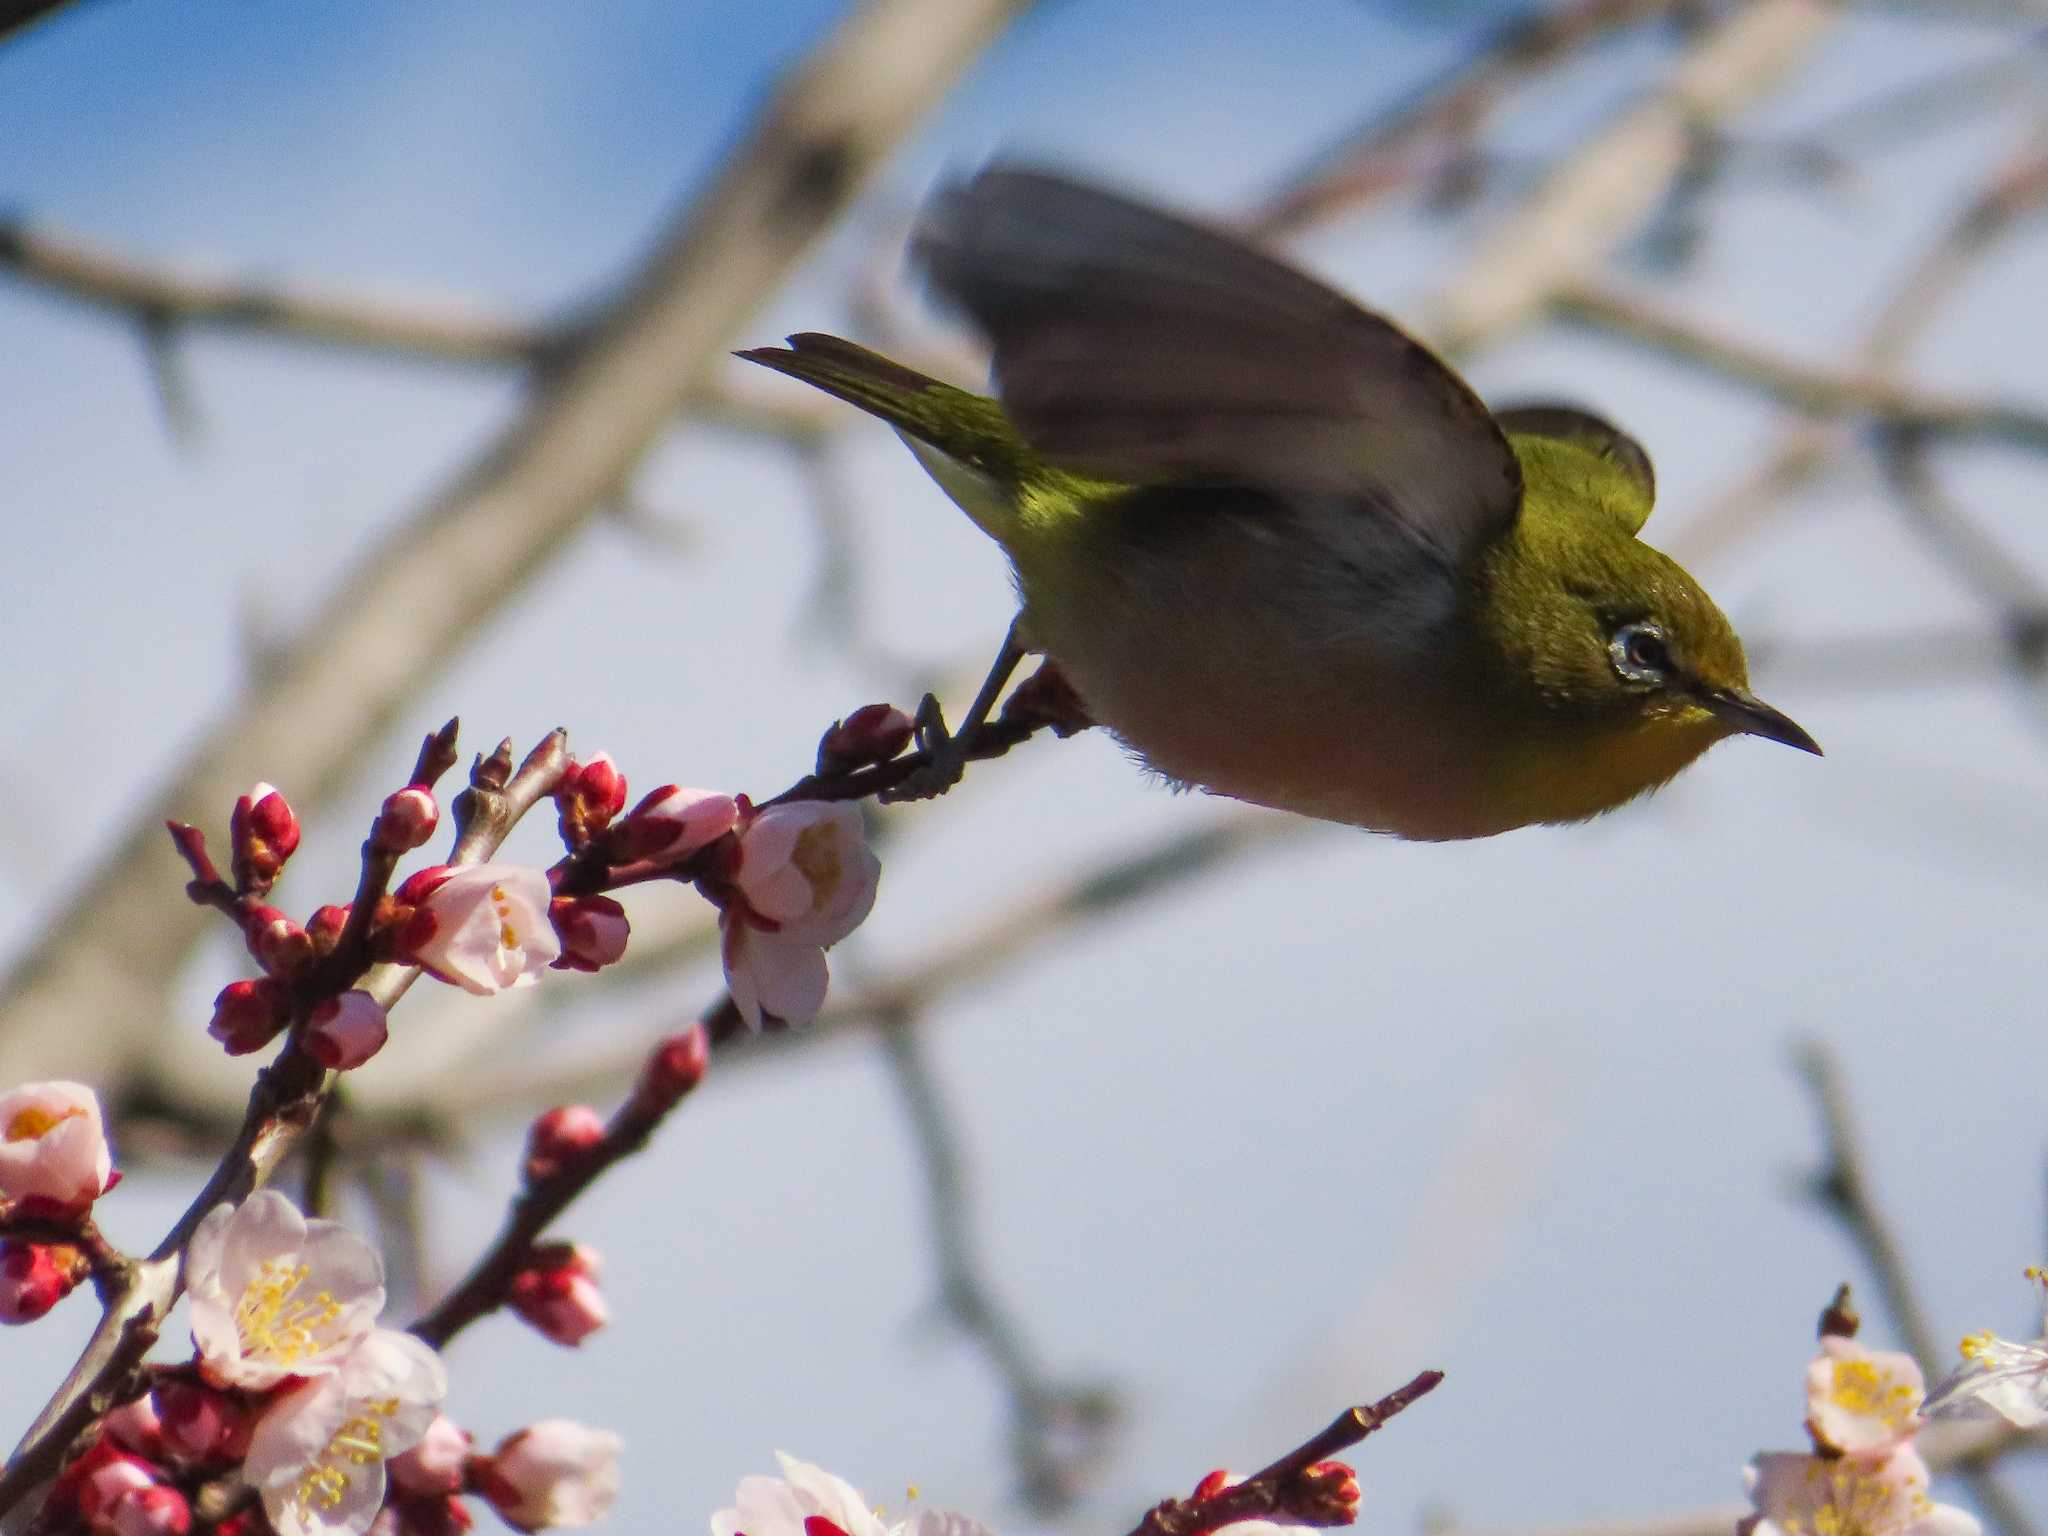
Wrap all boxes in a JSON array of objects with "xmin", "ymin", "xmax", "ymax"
[{"xmin": 878, "ymin": 1019, "xmax": 1117, "ymax": 1513}]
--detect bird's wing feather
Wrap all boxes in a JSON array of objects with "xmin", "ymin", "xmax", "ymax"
[{"xmin": 914, "ymin": 166, "xmax": 1524, "ymax": 568}]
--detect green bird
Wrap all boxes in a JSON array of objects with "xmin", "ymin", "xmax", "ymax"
[{"xmin": 741, "ymin": 167, "xmax": 1817, "ymax": 840}]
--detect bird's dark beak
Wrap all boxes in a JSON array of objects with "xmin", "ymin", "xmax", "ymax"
[{"xmin": 1701, "ymin": 688, "xmax": 1822, "ymax": 756}]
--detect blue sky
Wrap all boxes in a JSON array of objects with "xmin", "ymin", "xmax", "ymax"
[{"xmin": 3, "ymin": 4, "xmax": 2048, "ymax": 1536}]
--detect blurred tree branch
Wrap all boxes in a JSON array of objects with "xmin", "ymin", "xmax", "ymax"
[
  {"xmin": 0, "ymin": 0, "xmax": 1031, "ymax": 1093},
  {"xmin": 0, "ymin": 0, "xmax": 77, "ymax": 45}
]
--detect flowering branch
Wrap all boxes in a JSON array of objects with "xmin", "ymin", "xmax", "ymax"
[
  {"xmin": 1125, "ymin": 1371, "xmax": 1444, "ymax": 1536},
  {"xmin": 0, "ymin": 729, "xmax": 565, "ymax": 1522}
]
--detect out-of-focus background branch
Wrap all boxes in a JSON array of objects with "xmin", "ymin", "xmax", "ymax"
[{"xmin": 5, "ymin": 2, "xmax": 2048, "ymax": 1533}]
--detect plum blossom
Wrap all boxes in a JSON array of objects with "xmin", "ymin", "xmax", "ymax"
[
  {"xmin": 479, "ymin": 1420, "xmax": 622, "ymax": 1531},
  {"xmin": 1740, "ymin": 1447, "xmax": 1978, "ymax": 1536},
  {"xmin": 1924, "ymin": 1266, "xmax": 2048, "ymax": 1427},
  {"xmin": 245, "ymin": 1327, "xmax": 447, "ymax": 1536},
  {"xmin": 710, "ymin": 1454, "xmax": 991, "ymax": 1536},
  {"xmin": 720, "ymin": 804, "xmax": 880, "ymax": 1030},
  {"xmin": 549, "ymin": 896, "xmax": 630, "ymax": 974},
  {"xmin": 186, "ymin": 1190, "xmax": 385, "ymax": 1390},
  {"xmin": 400, "ymin": 865, "xmax": 559, "ymax": 995},
  {"xmin": 0, "ymin": 1080, "xmax": 113, "ymax": 1212},
  {"xmin": 1806, "ymin": 1337, "xmax": 1925, "ymax": 1457}
]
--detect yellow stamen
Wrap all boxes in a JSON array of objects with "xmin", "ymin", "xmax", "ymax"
[
  {"xmin": 5, "ymin": 1104, "xmax": 80, "ymax": 1142},
  {"xmin": 1960, "ymin": 1331, "xmax": 1996, "ymax": 1361},
  {"xmin": 791, "ymin": 825, "xmax": 845, "ymax": 902},
  {"xmin": 289, "ymin": 1398, "xmax": 400, "ymax": 1517},
  {"xmin": 234, "ymin": 1258, "xmax": 347, "ymax": 1365},
  {"xmin": 1825, "ymin": 1358, "xmax": 1917, "ymax": 1427}
]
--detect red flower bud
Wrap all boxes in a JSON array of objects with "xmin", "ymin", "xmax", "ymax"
[
  {"xmin": 816, "ymin": 703, "xmax": 916, "ymax": 776},
  {"xmin": 110, "ymin": 1482, "xmax": 191, "ymax": 1536},
  {"xmin": 307, "ymin": 903, "xmax": 352, "ymax": 950},
  {"xmin": 304, "ymin": 990, "xmax": 390, "ymax": 1071},
  {"xmin": 523, "ymin": 1106, "xmax": 606, "ymax": 1184},
  {"xmin": 230, "ymin": 783, "xmax": 300, "ymax": 893},
  {"xmin": 632, "ymin": 1024, "xmax": 709, "ymax": 1113},
  {"xmin": 614, "ymin": 786, "xmax": 735, "ymax": 866},
  {"xmin": 153, "ymin": 1380, "xmax": 252, "ymax": 1464},
  {"xmin": 207, "ymin": 977, "xmax": 291, "ymax": 1056},
  {"xmin": 376, "ymin": 786, "xmax": 441, "ymax": 854},
  {"xmin": 0, "ymin": 1239, "xmax": 82, "ymax": 1324},
  {"xmin": 243, "ymin": 905, "xmax": 311, "ymax": 976},
  {"xmin": 507, "ymin": 1244, "xmax": 608, "ymax": 1348},
  {"xmin": 555, "ymin": 754, "xmax": 629, "ymax": 848}
]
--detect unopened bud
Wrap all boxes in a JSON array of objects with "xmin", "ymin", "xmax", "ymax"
[
  {"xmin": 524, "ymin": 1106, "xmax": 606, "ymax": 1184},
  {"xmin": 230, "ymin": 783, "xmax": 300, "ymax": 892},
  {"xmin": 304, "ymin": 990, "xmax": 390, "ymax": 1071},
  {"xmin": 307, "ymin": 903, "xmax": 352, "ymax": 951},
  {"xmin": 507, "ymin": 1244, "xmax": 608, "ymax": 1348},
  {"xmin": 153, "ymin": 1380, "xmax": 251, "ymax": 1463},
  {"xmin": 75, "ymin": 1444, "xmax": 155, "ymax": 1523},
  {"xmin": 548, "ymin": 896, "xmax": 629, "ymax": 974},
  {"xmin": 390, "ymin": 1415, "xmax": 472, "ymax": 1497},
  {"xmin": 556, "ymin": 754, "xmax": 629, "ymax": 848},
  {"xmin": 0, "ymin": 1239, "xmax": 82, "ymax": 1324},
  {"xmin": 816, "ymin": 704, "xmax": 916, "ymax": 776},
  {"xmin": 102, "ymin": 1395, "xmax": 166, "ymax": 1461},
  {"xmin": 243, "ymin": 905, "xmax": 311, "ymax": 976},
  {"xmin": 110, "ymin": 1483, "xmax": 191, "ymax": 1536},
  {"xmin": 376, "ymin": 786, "xmax": 441, "ymax": 854},
  {"xmin": 208, "ymin": 977, "xmax": 291, "ymax": 1056},
  {"xmin": 614, "ymin": 785, "xmax": 736, "ymax": 866},
  {"xmin": 633, "ymin": 1024, "xmax": 709, "ymax": 1112}
]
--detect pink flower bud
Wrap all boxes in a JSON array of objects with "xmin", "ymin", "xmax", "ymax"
[
  {"xmin": 816, "ymin": 704, "xmax": 916, "ymax": 776},
  {"xmin": 207, "ymin": 978, "xmax": 292, "ymax": 1056},
  {"xmin": 304, "ymin": 990, "xmax": 390, "ymax": 1071},
  {"xmin": 243, "ymin": 906, "xmax": 311, "ymax": 976},
  {"xmin": 109, "ymin": 1483, "xmax": 191, "ymax": 1536},
  {"xmin": 615, "ymin": 785, "xmax": 736, "ymax": 866},
  {"xmin": 0, "ymin": 1239, "xmax": 82, "ymax": 1323},
  {"xmin": 556, "ymin": 754, "xmax": 629, "ymax": 847},
  {"xmin": 377, "ymin": 786, "xmax": 442, "ymax": 854},
  {"xmin": 1, "ymin": 1080, "xmax": 114, "ymax": 1213},
  {"xmin": 152, "ymin": 1380, "xmax": 251, "ymax": 1463},
  {"xmin": 230, "ymin": 783, "xmax": 300, "ymax": 892},
  {"xmin": 524, "ymin": 1106, "xmax": 606, "ymax": 1184},
  {"xmin": 548, "ymin": 896, "xmax": 629, "ymax": 974},
  {"xmin": 390, "ymin": 1414, "xmax": 472, "ymax": 1497},
  {"xmin": 77, "ymin": 1445, "xmax": 156, "ymax": 1522},
  {"xmin": 102, "ymin": 1394, "xmax": 166, "ymax": 1460},
  {"xmin": 393, "ymin": 865, "xmax": 457, "ymax": 906},
  {"xmin": 476, "ymin": 1420, "xmax": 621, "ymax": 1531},
  {"xmin": 632, "ymin": 1025, "xmax": 709, "ymax": 1113},
  {"xmin": 507, "ymin": 1245, "xmax": 608, "ymax": 1348}
]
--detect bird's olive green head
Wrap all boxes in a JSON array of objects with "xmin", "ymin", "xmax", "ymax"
[{"xmin": 1473, "ymin": 427, "xmax": 1818, "ymax": 811}]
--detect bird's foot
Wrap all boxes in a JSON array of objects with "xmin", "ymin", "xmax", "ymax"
[{"xmin": 879, "ymin": 693, "xmax": 967, "ymax": 803}]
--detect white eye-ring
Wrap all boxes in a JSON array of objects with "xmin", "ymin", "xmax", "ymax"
[{"xmin": 1609, "ymin": 621, "xmax": 1672, "ymax": 686}]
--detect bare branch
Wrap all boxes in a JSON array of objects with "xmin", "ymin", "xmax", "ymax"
[
  {"xmin": 0, "ymin": 0, "xmax": 77, "ymax": 44},
  {"xmin": 0, "ymin": 0, "xmax": 1031, "ymax": 1101},
  {"xmin": 1249, "ymin": 0, "xmax": 1689, "ymax": 236},
  {"xmin": 1428, "ymin": 0, "xmax": 1839, "ymax": 351},
  {"xmin": 1554, "ymin": 283, "xmax": 2048, "ymax": 452}
]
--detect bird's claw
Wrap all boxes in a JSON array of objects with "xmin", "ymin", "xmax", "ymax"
[{"xmin": 878, "ymin": 693, "xmax": 966, "ymax": 803}]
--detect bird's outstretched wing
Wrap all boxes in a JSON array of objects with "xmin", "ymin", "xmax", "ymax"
[{"xmin": 914, "ymin": 165, "xmax": 1524, "ymax": 568}]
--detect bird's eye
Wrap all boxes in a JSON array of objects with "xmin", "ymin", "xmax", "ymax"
[{"xmin": 1609, "ymin": 621, "xmax": 1672, "ymax": 685}]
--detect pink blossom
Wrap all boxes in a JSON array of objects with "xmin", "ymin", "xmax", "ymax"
[
  {"xmin": 0, "ymin": 1080, "xmax": 113, "ymax": 1212},
  {"xmin": 245, "ymin": 1327, "xmax": 448, "ymax": 1536},
  {"xmin": 1925, "ymin": 1267, "xmax": 2048, "ymax": 1428},
  {"xmin": 508, "ymin": 1244, "xmax": 609, "ymax": 1348},
  {"xmin": 186, "ymin": 1190, "xmax": 385, "ymax": 1390},
  {"xmin": 389, "ymin": 1414, "xmax": 472, "ymax": 1498},
  {"xmin": 719, "ymin": 803, "xmax": 879, "ymax": 1031},
  {"xmin": 1740, "ymin": 1446, "xmax": 1978, "ymax": 1536},
  {"xmin": 479, "ymin": 1420, "xmax": 622, "ymax": 1531},
  {"xmin": 401, "ymin": 864, "xmax": 560, "ymax": 995},
  {"xmin": 1805, "ymin": 1337, "xmax": 1925, "ymax": 1457},
  {"xmin": 549, "ymin": 895, "xmax": 630, "ymax": 973},
  {"xmin": 710, "ymin": 1455, "xmax": 990, "ymax": 1536},
  {"xmin": 306, "ymin": 991, "xmax": 391, "ymax": 1071},
  {"xmin": 616, "ymin": 785, "xmax": 736, "ymax": 865}
]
